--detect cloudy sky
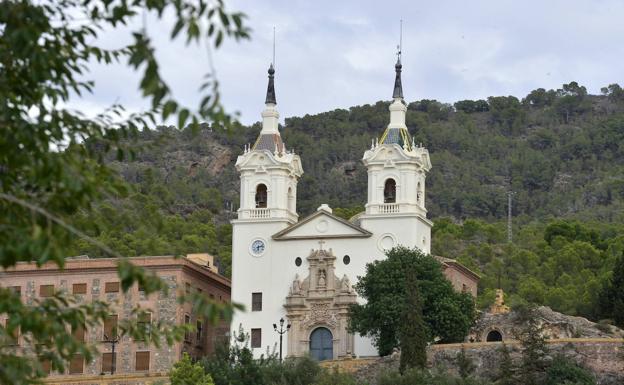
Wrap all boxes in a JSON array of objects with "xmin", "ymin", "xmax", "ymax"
[{"xmin": 76, "ymin": 0, "xmax": 624, "ymax": 125}]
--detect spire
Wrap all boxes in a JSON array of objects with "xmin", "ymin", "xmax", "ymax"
[
  {"xmin": 393, "ymin": 19, "xmax": 404, "ymax": 99},
  {"xmin": 252, "ymin": 63, "xmax": 283, "ymax": 152},
  {"xmin": 378, "ymin": 45, "xmax": 412, "ymax": 151},
  {"xmin": 392, "ymin": 56, "xmax": 403, "ymax": 99},
  {"xmin": 265, "ymin": 64, "xmax": 276, "ymax": 104}
]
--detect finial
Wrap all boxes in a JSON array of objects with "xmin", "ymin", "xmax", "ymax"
[
  {"xmin": 264, "ymin": 27, "xmax": 277, "ymax": 105},
  {"xmin": 265, "ymin": 63, "xmax": 277, "ymax": 104},
  {"xmin": 393, "ymin": 20, "xmax": 404, "ymax": 99}
]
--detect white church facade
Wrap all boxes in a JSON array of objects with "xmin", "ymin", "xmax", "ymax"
[{"xmin": 230, "ymin": 58, "xmax": 477, "ymax": 360}]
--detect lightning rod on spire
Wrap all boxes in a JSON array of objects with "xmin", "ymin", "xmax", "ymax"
[
  {"xmin": 397, "ymin": 19, "xmax": 403, "ymax": 61},
  {"xmin": 272, "ymin": 26, "xmax": 276, "ymax": 67}
]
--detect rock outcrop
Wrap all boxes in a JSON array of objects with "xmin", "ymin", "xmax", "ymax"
[{"xmin": 469, "ymin": 306, "xmax": 624, "ymax": 342}]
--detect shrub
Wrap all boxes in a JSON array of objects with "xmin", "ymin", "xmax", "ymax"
[
  {"xmin": 544, "ymin": 355, "xmax": 595, "ymax": 385},
  {"xmin": 312, "ymin": 368, "xmax": 358, "ymax": 385}
]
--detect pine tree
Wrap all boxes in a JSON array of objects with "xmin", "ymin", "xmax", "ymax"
[
  {"xmin": 399, "ymin": 266, "xmax": 428, "ymax": 373},
  {"xmin": 518, "ymin": 312, "xmax": 548, "ymax": 385},
  {"xmin": 456, "ymin": 346, "xmax": 476, "ymax": 379},
  {"xmin": 496, "ymin": 343, "xmax": 516, "ymax": 385},
  {"xmin": 611, "ymin": 252, "xmax": 624, "ymax": 327}
]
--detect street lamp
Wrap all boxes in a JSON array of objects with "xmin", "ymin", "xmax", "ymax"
[
  {"xmin": 273, "ymin": 318, "xmax": 290, "ymax": 362},
  {"xmin": 102, "ymin": 333, "xmax": 120, "ymax": 375}
]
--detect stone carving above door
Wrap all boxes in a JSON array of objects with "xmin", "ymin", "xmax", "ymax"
[{"xmin": 284, "ymin": 247, "xmax": 357, "ymax": 359}]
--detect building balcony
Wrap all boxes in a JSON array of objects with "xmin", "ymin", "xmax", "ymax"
[
  {"xmin": 236, "ymin": 208, "xmax": 298, "ymax": 222},
  {"xmin": 249, "ymin": 208, "xmax": 270, "ymax": 219},
  {"xmin": 364, "ymin": 202, "xmax": 427, "ymax": 216},
  {"xmin": 379, "ymin": 203, "xmax": 399, "ymax": 214}
]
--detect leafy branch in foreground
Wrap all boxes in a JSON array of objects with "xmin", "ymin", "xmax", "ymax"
[{"xmin": 1, "ymin": 0, "xmax": 249, "ymax": 382}]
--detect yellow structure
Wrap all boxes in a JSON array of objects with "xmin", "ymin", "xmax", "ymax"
[{"xmin": 490, "ymin": 289, "xmax": 510, "ymax": 314}]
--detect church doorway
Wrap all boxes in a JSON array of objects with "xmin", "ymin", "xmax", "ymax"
[
  {"xmin": 309, "ymin": 327, "xmax": 333, "ymax": 361},
  {"xmin": 486, "ymin": 330, "xmax": 503, "ymax": 342}
]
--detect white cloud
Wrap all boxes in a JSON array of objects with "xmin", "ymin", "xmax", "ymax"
[{"xmin": 68, "ymin": 0, "xmax": 624, "ymax": 125}]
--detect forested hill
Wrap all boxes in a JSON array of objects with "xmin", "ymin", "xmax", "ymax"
[
  {"xmin": 101, "ymin": 82, "xmax": 624, "ymax": 221},
  {"xmin": 70, "ymin": 83, "xmax": 624, "ymax": 320}
]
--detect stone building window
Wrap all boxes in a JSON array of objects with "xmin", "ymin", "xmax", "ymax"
[
  {"xmin": 295, "ymin": 257, "xmax": 302, "ymax": 266},
  {"xmin": 255, "ymin": 184, "xmax": 268, "ymax": 208},
  {"xmin": 104, "ymin": 282, "xmax": 119, "ymax": 293},
  {"xmin": 252, "ymin": 292, "xmax": 262, "ymax": 311},
  {"xmin": 103, "ymin": 315, "xmax": 118, "ymax": 340},
  {"xmin": 251, "ymin": 328, "xmax": 261, "ymax": 348},
  {"xmin": 196, "ymin": 320, "xmax": 203, "ymax": 343},
  {"xmin": 185, "ymin": 282, "xmax": 191, "ymax": 294},
  {"xmin": 10, "ymin": 286, "xmax": 21, "ymax": 295},
  {"xmin": 41, "ymin": 359, "xmax": 51, "ymax": 374},
  {"xmin": 72, "ymin": 283, "xmax": 87, "ymax": 295},
  {"xmin": 101, "ymin": 352, "xmax": 116, "ymax": 373},
  {"xmin": 69, "ymin": 354, "xmax": 83, "ymax": 374},
  {"xmin": 343, "ymin": 255, "xmax": 350, "ymax": 265},
  {"xmin": 136, "ymin": 312, "xmax": 151, "ymax": 341},
  {"xmin": 384, "ymin": 179, "xmax": 396, "ymax": 203},
  {"xmin": 4, "ymin": 318, "xmax": 19, "ymax": 345},
  {"xmin": 72, "ymin": 324, "xmax": 85, "ymax": 342},
  {"xmin": 184, "ymin": 314, "xmax": 191, "ymax": 342},
  {"xmin": 39, "ymin": 284, "xmax": 54, "ymax": 297},
  {"xmin": 135, "ymin": 351, "xmax": 150, "ymax": 371}
]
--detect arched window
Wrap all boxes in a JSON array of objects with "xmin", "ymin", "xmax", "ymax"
[
  {"xmin": 486, "ymin": 330, "xmax": 503, "ymax": 342},
  {"xmin": 288, "ymin": 187, "xmax": 295, "ymax": 212},
  {"xmin": 384, "ymin": 179, "xmax": 396, "ymax": 203},
  {"xmin": 255, "ymin": 184, "xmax": 267, "ymax": 208},
  {"xmin": 417, "ymin": 182, "xmax": 422, "ymax": 203}
]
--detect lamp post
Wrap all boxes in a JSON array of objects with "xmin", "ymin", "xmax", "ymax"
[
  {"xmin": 103, "ymin": 333, "xmax": 120, "ymax": 375},
  {"xmin": 273, "ymin": 318, "xmax": 290, "ymax": 362}
]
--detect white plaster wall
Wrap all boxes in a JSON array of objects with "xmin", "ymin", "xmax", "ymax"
[{"xmin": 231, "ymin": 213, "xmax": 431, "ymax": 359}]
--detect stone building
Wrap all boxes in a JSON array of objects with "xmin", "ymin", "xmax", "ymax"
[
  {"xmin": 230, "ymin": 53, "xmax": 479, "ymax": 360},
  {"xmin": 0, "ymin": 253, "xmax": 230, "ymax": 382}
]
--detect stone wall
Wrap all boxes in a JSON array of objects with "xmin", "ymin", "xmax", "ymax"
[
  {"xmin": 43, "ymin": 372, "xmax": 168, "ymax": 385},
  {"xmin": 323, "ymin": 339, "xmax": 624, "ymax": 385}
]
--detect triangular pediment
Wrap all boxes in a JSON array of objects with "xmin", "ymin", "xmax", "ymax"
[{"xmin": 272, "ymin": 208, "xmax": 371, "ymax": 240}]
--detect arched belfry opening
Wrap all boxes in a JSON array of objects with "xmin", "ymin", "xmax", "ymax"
[
  {"xmin": 384, "ymin": 178, "xmax": 396, "ymax": 203},
  {"xmin": 486, "ymin": 330, "xmax": 503, "ymax": 342},
  {"xmin": 255, "ymin": 184, "xmax": 268, "ymax": 208}
]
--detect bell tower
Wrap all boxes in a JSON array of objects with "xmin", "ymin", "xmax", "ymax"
[
  {"xmin": 359, "ymin": 53, "xmax": 433, "ymax": 253},
  {"xmin": 234, "ymin": 64, "xmax": 303, "ymax": 223},
  {"xmin": 230, "ymin": 64, "xmax": 303, "ymax": 353}
]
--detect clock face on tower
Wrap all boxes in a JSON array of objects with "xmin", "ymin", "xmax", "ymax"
[{"xmin": 250, "ymin": 239, "xmax": 266, "ymax": 256}]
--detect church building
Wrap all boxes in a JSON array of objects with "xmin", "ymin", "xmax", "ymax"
[{"xmin": 230, "ymin": 56, "xmax": 478, "ymax": 360}]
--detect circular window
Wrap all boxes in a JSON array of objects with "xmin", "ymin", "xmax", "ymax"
[
  {"xmin": 315, "ymin": 219, "xmax": 329, "ymax": 233},
  {"xmin": 343, "ymin": 255, "xmax": 350, "ymax": 265},
  {"xmin": 377, "ymin": 233, "xmax": 397, "ymax": 252},
  {"xmin": 295, "ymin": 257, "xmax": 302, "ymax": 267}
]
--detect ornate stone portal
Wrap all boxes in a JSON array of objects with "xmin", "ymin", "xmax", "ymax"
[{"xmin": 284, "ymin": 247, "xmax": 357, "ymax": 359}]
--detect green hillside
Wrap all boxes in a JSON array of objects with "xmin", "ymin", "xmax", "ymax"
[{"xmin": 70, "ymin": 82, "xmax": 624, "ymax": 321}]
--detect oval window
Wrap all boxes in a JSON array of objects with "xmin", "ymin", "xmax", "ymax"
[
  {"xmin": 343, "ymin": 255, "xmax": 350, "ymax": 265},
  {"xmin": 295, "ymin": 257, "xmax": 302, "ymax": 267}
]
